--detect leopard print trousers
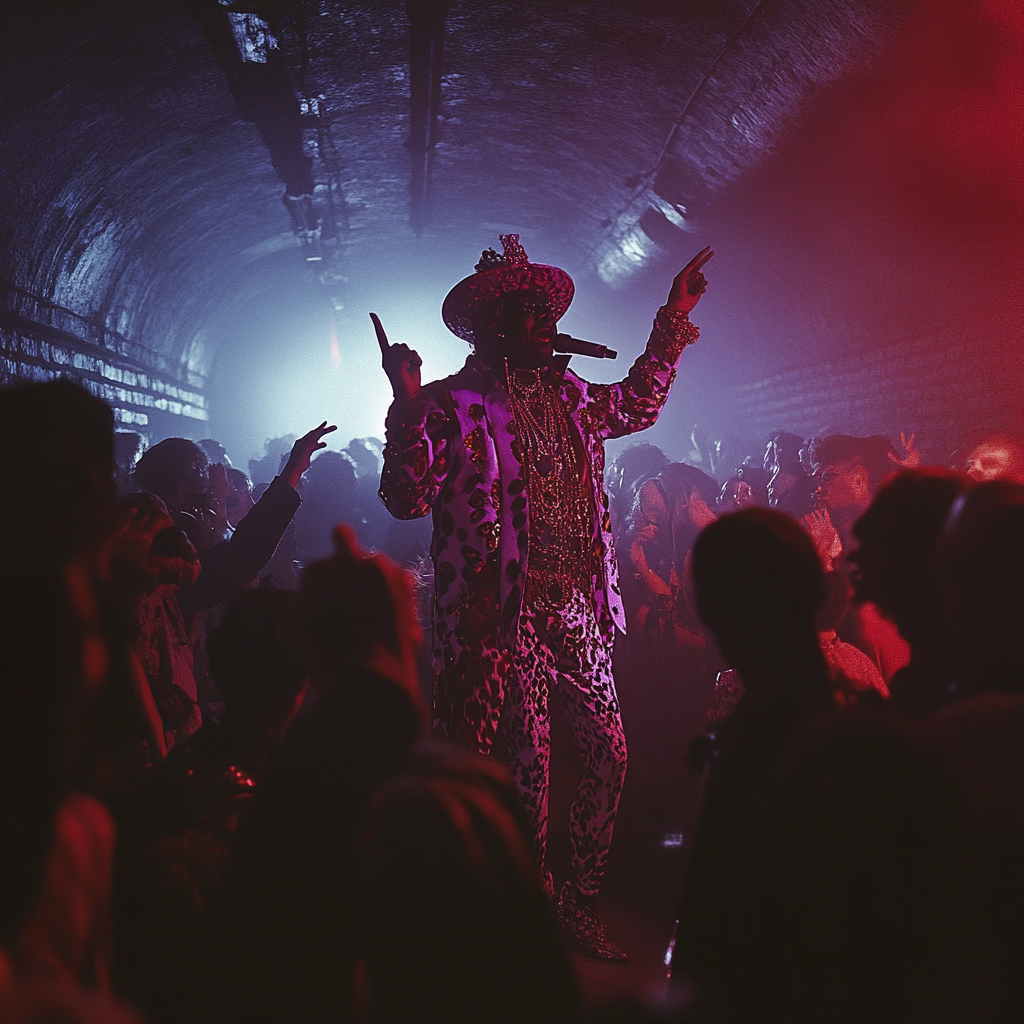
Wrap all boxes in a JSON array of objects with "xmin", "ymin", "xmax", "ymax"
[{"xmin": 498, "ymin": 584, "xmax": 627, "ymax": 897}]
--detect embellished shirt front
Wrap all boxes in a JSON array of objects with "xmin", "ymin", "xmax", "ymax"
[{"xmin": 507, "ymin": 365, "xmax": 597, "ymax": 609}]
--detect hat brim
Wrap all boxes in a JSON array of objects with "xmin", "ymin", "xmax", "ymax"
[{"xmin": 441, "ymin": 263, "xmax": 574, "ymax": 343}]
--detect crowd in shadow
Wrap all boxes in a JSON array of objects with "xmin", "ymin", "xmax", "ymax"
[{"xmin": 2, "ymin": 378, "xmax": 1021, "ymax": 1023}]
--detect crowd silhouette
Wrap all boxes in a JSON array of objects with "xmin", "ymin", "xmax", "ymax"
[{"xmin": 2, "ymin": 377, "xmax": 1021, "ymax": 1022}]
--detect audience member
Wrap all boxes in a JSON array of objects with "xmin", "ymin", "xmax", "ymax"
[
  {"xmin": 962, "ymin": 430, "xmax": 1024, "ymax": 484},
  {"xmin": 849, "ymin": 468, "xmax": 971, "ymax": 713},
  {"xmin": 197, "ymin": 438, "xmax": 232, "ymax": 468},
  {"xmin": 248, "ymin": 434, "xmax": 295, "ymax": 487},
  {"xmin": 207, "ymin": 527, "xmax": 425, "ymax": 1023},
  {"xmin": 764, "ymin": 430, "xmax": 816, "ymax": 518},
  {"xmin": 113, "ymin": 431, "xmax": 144, "ymax": 497},
  {"xmin": 808, "ymin": 433, "xmax": 910, "ymax": 681},
  {"xmin": 606, "ymin": 442, "xmax": 670, "ymax": 532},
  {"xmin": 1, "ymin": 380, "xmax": 139, "ymax": 1022},
  {"xmin": 816, "ymin": 569, "xmax": 888, "ymax": 702},
  {"xmin": 755, "ymin": 713, "xmax": 993, "ymax": 1022},
  {"xmin": 716, "ymin": 463, "xmax": 770, "ymax": 512},
  {"xmin": 939, "ymin": 480, "xmax": 1024, "ymax": 695},
  {"xmin": 110, "ymin": 492, "xmax": 202, "ymax": 759},
  {"xmin": 129, "ymin": 423, "xmax": 333, "ymax": 729},
  {"xmin": 669, "ymin": 509, "xmax": 836, "ymax": 1015},
  {"xmin": 113, "ymin": 586, "xmax": 307, "ymax": 1023},
  {"xmin": 293, "ymin": 449, "xmax": 361, "ymax": 562},
  {"xmin": 362, "ymin": 745, "xmax": 577, "ymax": 1023},
  {"xmin": 623, "ymin": 462, "xmax": 717, "ymax": 646},
  {"xmin": 223, "ymin": 466, "xmax": 254, "ymax": 529}
]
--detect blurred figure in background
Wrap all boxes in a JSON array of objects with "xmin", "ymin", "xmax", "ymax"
[
  {"xmin": 1, "ymin": 380, "xmax": 139, "ymax": 1022},
  {"xmin": 113, "ymin": 586, "xmax": 307, "ymax": 1024},
  {"xmin": 606, "ymin": 442, "xmax": 670, "ymax": 533},
  {"xmin": 362, "ymin": 747, "xmax": 578, "ymax": 1024},
  {"xmin": 669, "ymin": 509, "xmax": 835, "ymax": 1016},
  {"xmin": 293, "ymin": 450, "xmax": 360, "ymax": 563},
  {"xmin": 716, "ymin": 463, "xmax": 770, "ymax": 512},
  {"xmin": 807, "ymin": 433, "xmax": 910, "ymax": 682},
  {"xmin": 620, "ymin": 462, "xmax": 720, "ymax": 853},
  {"xmin": 849, "ymin": 468, "xmax": 972, "ymax": 714},
  {"xmin": 113, "ymin": 431, "xmax": 145, "ymax": 497},
  {"xmin": 939, "ymin": 480, "xmax": 1024, "ymax": 696},
  {"xmin": 208, "ymin": 527, "xmax": 425, "ymax": 1023},
  {"xmin": 765, "ymin": 430, "xmax": 816, "ymax": 518},
  {"xmin": 223, "ymin": 467, "xmax": 254, "ymax": 529},
  {"xmin": 962, "ymin": 430, "xmax": 1024, "ymax": 484}
]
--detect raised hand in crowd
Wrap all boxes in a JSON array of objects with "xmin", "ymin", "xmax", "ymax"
[
  {"xmin": 803, "ymin": 507, "xmax": 842, "ymax": 570},
  {"xmin": 280, "ymin": 421, "xmax": 338, "ymax": 490},
  {"xmin": 887, "ymin": 430, "xmax": 920, "ymax": 469}
]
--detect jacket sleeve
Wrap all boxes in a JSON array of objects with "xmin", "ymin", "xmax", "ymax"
[
  {"xmin": 584, "ymin": 307, "xmax": 699, "ymax": 439},
  {"xmin": 178, "ymin": 475, "xmax": 302, "ymax": 620},
  {"xmin": 378, "ymin": 390, "xmax": 453, "ymax": 520}
]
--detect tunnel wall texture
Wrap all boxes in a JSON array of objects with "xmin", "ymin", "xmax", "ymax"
[{"xmin": 0, "ymin": 0, "xmax": 290, "ymax": 438}]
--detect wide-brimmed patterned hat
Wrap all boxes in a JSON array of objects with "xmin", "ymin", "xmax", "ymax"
[{"xmin": 441, "ymin": 234, "xmax": 575, "ymax": 343}]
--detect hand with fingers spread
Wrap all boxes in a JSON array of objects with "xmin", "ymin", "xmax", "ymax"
[
  {"xmin": 370, "ymin": 312, "xmax": 422, "ymax": 408},
  {"xmin": 667, "ymin": 246, "xmax": 714, "ymax": 314},
  {"xmin": 282, "ymin": 421, "xmax": 338, "ymax": 489},
  {"xmin": 803, "ymin": 507, "xmax": 843, "ymax": 570},
  {"xmin": 887, "ymin": 431, "xmax": 920, "ymax": 469}
]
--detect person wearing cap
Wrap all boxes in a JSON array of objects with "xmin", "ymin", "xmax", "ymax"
[{"xmin": 374, "ymin": 234, "xmax": 713, "ymax": 961}]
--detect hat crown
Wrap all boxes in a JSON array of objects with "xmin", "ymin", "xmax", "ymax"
[{"xmin": 475, "ymin": 233, "xmax": 530, "ymax": 272}]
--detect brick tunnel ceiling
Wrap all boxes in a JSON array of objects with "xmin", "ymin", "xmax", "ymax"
[{"xmin": 3, "ymin": 0, "xmax": 1022, "ymax": 456}]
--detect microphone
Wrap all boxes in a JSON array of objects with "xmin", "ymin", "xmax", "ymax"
[{"xmin": 552, "ymin": 333, "xmax": 618, "ymax": 359}]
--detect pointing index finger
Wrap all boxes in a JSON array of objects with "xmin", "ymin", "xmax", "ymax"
[{"xmin": 369, "ymin": 312, "xmax": 391, "ymax": 354}]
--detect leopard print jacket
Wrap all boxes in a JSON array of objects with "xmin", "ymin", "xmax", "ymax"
[{"xmin": 379, "ymin": 306, "xmax": 699, "ymax": 749}]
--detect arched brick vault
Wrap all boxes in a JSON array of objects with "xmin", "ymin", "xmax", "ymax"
[{"xmin": 2, "ymin": 0, "xmax": 1021, "ymax": 460}]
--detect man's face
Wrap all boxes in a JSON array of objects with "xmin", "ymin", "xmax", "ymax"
[
  {"xmin": 965, "ymin": 441, "xmax": 1018, "ymax": 483},
  {"xmin": 496, "ymin": 292, "xmax": 557, "ymax": 370},
  {"xmin": 815, "ymin": 458, "xmax": 869, "ymax": 514}
]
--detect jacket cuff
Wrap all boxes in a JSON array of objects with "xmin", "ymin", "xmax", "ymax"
[{"xmin": 651, "ymin": 306, "xmax": 700, "ymax": 363}]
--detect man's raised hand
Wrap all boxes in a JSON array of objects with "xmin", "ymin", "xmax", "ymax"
[
  {"xmin": 282, "ymin": 421, "xmax": 338, "ymax": 490},
  {"xmin": 370, "ymin": 312, "xmax": 422, "ymax": 407},
  {"xmin": 667, "ymin": 246, "xmax": 714, "ymax": 313}
]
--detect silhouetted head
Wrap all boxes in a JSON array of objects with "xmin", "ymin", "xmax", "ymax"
[
  {"xmin": 298, "ymin": 526, "xmax": 424, "ymax": 715},
  {"xmin": 811, "ymin": 434, "xmax": 898, "ymax": 517},
  {"xmin": 693, "ymin": 508, "xmax": 826, "ymax": 683},
  {"xmin": 362, "ymin": 747, "xmax": 577, "ymax": 1024},
  {"xmin": 111, "ymin": 491, "xmax": 199, "ymax": 594},
  {"xmin": 198, "ymin": 437, "xmax": 232, "ymax": 468},
  {"xmin": 0, "ymin": 379, "xmax": 117, "ymax": 945},
  {"xmin": 607, "ymin": 443, "xmax": 669, "ymax": 513},
  {"xmin": 850, "ymin": 468, "xmax": 971, "ymax": 649},
  {"xmin": 963, "ymin": 432, "xmax": 1024, "ymax": 484},
  {"xmin": 224, "ymin": 466, "xmax": 254, "ymax": 528},
  {"xmin": 134, "ymin": 437, "xmax": 209, "ymax": 513},
  {"xmin": 940, "ymin": 481, "xmax": 1024, "ymax": 691}
]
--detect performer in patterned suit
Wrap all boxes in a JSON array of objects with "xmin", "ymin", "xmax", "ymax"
[{"xmin": 374, "ymin": 235, "xmax": 712, "ymax": 960}]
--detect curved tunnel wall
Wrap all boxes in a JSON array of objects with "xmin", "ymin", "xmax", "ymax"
[
  {"xmin": 2, "ymin": 1, "xmax": 1021, "ymax": 466},
  {"xmin": 1, "ymin": 0, "xmax": 307, "ymax": 438}
]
